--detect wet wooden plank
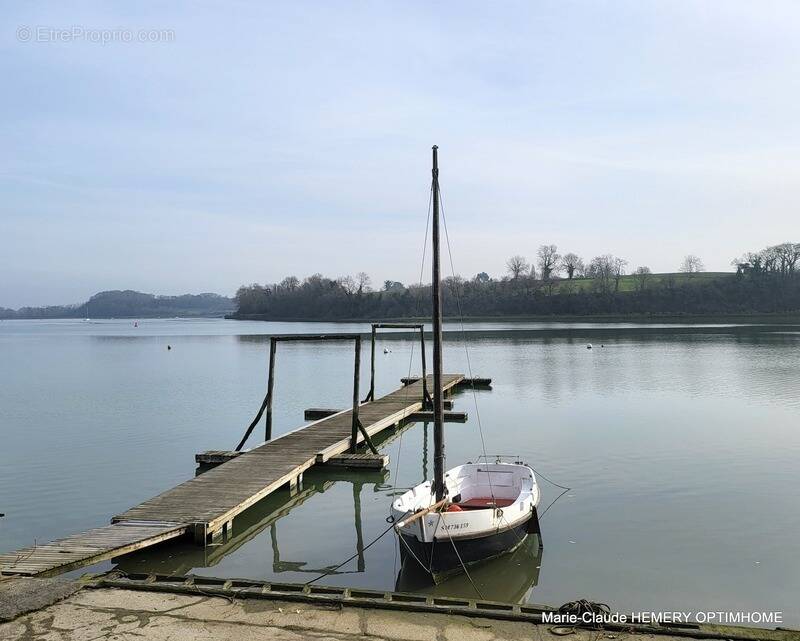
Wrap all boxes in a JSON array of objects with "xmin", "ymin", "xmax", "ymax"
[
  {"xmin": 322, "ymin": 452, "xmax": 390, "ymax": 469},
  {"xmin": 0, "ymin": 523, "xmax": 186, "ymax": 577}
]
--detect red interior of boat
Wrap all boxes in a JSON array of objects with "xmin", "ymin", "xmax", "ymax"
[{"xmin": 448, "ymin": 497, "xmax": 515, "ymax": 511}]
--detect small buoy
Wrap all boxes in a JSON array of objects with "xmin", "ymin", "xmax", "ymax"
[
  {"xmin": 167, "ymin": 345, "xmax": 171, "ymax": 350},
  {"xmin": 586, "ymin": 343, "xmax": 593, "ymax": 349}
]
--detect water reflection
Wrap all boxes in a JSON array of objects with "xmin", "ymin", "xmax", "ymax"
[
  {"xmin": 396, "ymin": 533, "xmax": 543, "ymax": 603},
  {"xmin": 268, "ymin": 478, "xmax": 372, "ymax": 575},
  {"xmin": 115, "ymin": 444, "xmax": 543, "ymax": 603},
  {"xmin": 7, "ymin": 319, "xmax": 794, "ymax": 621},
  {"xmin": 114, "ymin": 468, "xmax": 387, "ymax": 577}
]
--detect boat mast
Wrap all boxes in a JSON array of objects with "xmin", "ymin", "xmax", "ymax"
[{"xmin": 431, "ymin": 145, "xmax": 446, "ymax": 501}]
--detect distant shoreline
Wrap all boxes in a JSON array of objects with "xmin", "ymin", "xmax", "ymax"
[
  {"xmin": 0, "ymin": 290, "xmax": 234, "ymax": 320},
  {"xmin": 226, "ymin": 311, "xmax": 800, "ymax": 324},
  {"xmin": 0, "ymin": 314, "xmax": 230, "ymax": 321}
]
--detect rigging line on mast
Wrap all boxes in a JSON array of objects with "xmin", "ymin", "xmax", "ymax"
[
  {"xmin": 441, "ymin": 189, "xmax": 573, "ymax": 509},
  {"xmin": 437, "ymin": 185, "xmax": 496, "ymax": 503},
  {"xmin": 392, "ymin": 182, "xmax": 434, "ymax": 576}
]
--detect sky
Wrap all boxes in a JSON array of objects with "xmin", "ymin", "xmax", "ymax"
[{"xmin": 2, "ymin": 2, "xmax": 800, "ymax": 308}]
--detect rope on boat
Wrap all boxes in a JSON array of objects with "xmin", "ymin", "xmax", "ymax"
[{"xmin": 394, "ymin": 502, "xmax": 486, "ymax": 602}]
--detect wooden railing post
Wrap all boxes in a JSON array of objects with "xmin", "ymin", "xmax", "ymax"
[
  {"xmin": 265, "ymin": 337, "xmax": 277, "ymax": 441},
  {"xmin": 420, "ymin": 329, "xmax": 430, "ymax": 407},
  {"xmin": 351, "ymin": 336, "xmax": 361, "ymax": 453},
  {"xmin": 368, "ymin": 325, "xmax": 376, "ymax": 401}
]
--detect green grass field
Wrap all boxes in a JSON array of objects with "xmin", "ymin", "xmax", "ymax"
[{"xmin": 550, "ymin": 271, "xmax": 733, "ymax": 294}]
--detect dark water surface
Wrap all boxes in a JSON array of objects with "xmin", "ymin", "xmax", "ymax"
[{"xmin": 1, "ymin": 319, "xmax": 798, "ymax": 622}]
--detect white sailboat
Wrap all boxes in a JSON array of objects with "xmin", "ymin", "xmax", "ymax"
[{"xmin": 391, "ymin": 146, "xmax": 542, "ymax": 582}]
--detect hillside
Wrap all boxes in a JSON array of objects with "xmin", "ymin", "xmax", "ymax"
[{"xmin": 1, "ymin": 290, "xmax": 235, "ymax": 319}]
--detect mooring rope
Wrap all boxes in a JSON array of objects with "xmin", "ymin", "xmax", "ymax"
[
  {"xmin": 439, "ymin": 516, "xmax": 486, "ymax": 600},
  {"xmin": 305, "ymin": 521, "xmax": 397, "ymax": 586}
]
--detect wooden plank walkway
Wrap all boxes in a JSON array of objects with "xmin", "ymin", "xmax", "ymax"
[
  {"xmin": 0, "ymin": 522, "xmax": 186, "ymax": 577},
  {"xmin": 0, "ymin": 374, "xmax": 463, "ymax": 578}
]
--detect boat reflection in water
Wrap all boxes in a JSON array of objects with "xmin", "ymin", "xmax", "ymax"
[
  {"xmin": 114, "ymin": 422, "xmax": 542, "ymax": 605},
  {"xmin": 395, "ymin": 531, "xmax": 543, "ymax": 603}
]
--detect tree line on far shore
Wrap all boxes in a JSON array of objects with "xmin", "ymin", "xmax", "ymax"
[
  {"xmin": 0, "ymin": 290, "xmax": 234, "ymax": 320},
  {"xmin": 232, "ymin": 242, "xmax": 800, "ymax": 320}
]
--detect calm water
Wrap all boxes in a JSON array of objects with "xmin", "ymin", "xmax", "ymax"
[{"xmin": 1, "ymin": 318, "xmax": 799, "ymax": 622}]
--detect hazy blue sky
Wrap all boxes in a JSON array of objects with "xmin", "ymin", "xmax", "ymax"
[{"xmin": 2, "ymin": 2, "xmax": 799, "ymax": 307}]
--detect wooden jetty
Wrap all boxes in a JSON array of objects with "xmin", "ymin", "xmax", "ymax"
[{"xmin": 0, "ymin": 374, "xmax": 464, "ymax": 578}]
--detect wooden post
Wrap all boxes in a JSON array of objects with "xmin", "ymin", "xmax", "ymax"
[
  {"xmin": 420, "ymin": 329, "xmax": 430, "ymax": 407},
  {"xmin": 368, "ymin": 325, "xmax": 376, "ymax": 401},
  {"xmin": 265, "ymin": 337, "xmax": 277, "ymax": 441},
  {"xmin": 193, "ymin": 523, "xmax": 208, "ymax": 546},
  {"xmin": 350, "ymin": 336, "xmax": 361, "ymax": 453}
]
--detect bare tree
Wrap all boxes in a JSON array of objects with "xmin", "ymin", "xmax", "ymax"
[
  {"xmin": 356, "ymin": 272, "xmax": 371, "ymax": 294},
  {"xmin": 733, "ymin": 243, "xmax": 800, "ymax": 279},
  {"xmin": 560, "ymin": 253, "xmax": 584, "ymax": 280},
  {"xmin": 761, "ymin": 246, "xmax": 779, "ymax": 273},
  {"xmin": 772, "ymin": 242, "xmax": 800, "ymax": 277},
  {"xmin": 537, "ymin": 244, "xmax": 561, "ymax": 281},
  {"xmin": 279, "ymin": 275, "xmax": 299, "ymax": 291},
  {"xmin": 588, "ymin": 254, "xmax": 626, "ymax": 294},
  {"xmin": 679, "ymin": 255, "xmax": 705, "ymax": 275},
  {"xmin": 634, "ymin": 266, "xmax": 652, "ymax": 291},
  {"xmin": 506, "ymin": 255, "xmax": 530, "ymax": 280},
  {"xmin": 337, "ymin": 275, "xmax": 357, "ymax": 295},
  {"xmin": 587, "ymin": 255, "xmax": 614, "ymax": 294},
  {"xmin": 444, "ymin": 275, "xmax": 465, "ymax": 297}
]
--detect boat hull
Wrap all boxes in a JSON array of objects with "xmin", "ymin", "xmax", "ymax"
[{"xmin": 399, "ymin": 516, "xmax": 532, "ymax": 582}]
